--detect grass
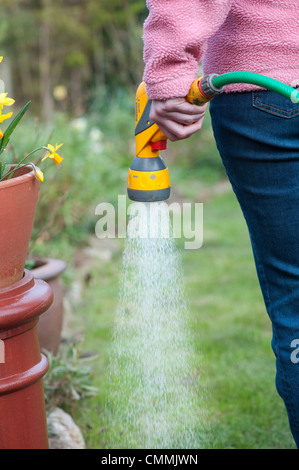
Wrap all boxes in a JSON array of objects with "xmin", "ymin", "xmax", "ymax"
[{"xmin": 65, "ymin": 187, "xmax": 295, "ymax": 449}]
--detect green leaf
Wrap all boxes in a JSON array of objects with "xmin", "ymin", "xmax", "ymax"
[
  {"xmin": 0, "ymin": 162, "xmax": 10, "ymax": 182},
  {"xmin": 25, "ymin": 259, "xmax": 36, "ymax": 270},
  {"xmin": 0, "ymin": 101, "xmax": 31, "ymax": 154}
]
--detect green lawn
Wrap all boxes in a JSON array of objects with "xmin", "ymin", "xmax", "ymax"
[{"xmin": 67, "ymin": 187, "xmax": 295, "ymax": 449}]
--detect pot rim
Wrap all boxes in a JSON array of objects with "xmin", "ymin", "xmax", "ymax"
[
  {"xmin": 0, "ymin": 164, "xmax": 37, "ymax": 190},
  {"xmin": 0, "ymin": 269, "xmax": 34, "ymax": 297},
  {"xmin": 30, "ymin": 257, "xmax": 67, "ymax": 281},
  {"xmin": 0, "ymin": 269, "xmax": 53, "ymax": 333}
]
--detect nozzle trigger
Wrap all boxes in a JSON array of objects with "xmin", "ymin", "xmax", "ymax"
[{"xmin": 150, "ymin": 140, "xmax": 167, "ymax": 152}]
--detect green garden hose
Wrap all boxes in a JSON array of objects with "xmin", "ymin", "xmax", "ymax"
[
  {"xmin": 187, "ymin": 71, "xmax": 299, "ymax": 105},
  {"xmin": 213, "ymin": 71, "xmax": 299, "ymax": 103}
]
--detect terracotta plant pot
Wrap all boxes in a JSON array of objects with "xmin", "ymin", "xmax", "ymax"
[
  {"xmin": 32, "ymin": 258, "xmax": 66, "ymax": 356},
  {"xmin": 0, "ymin": 165, "xmax": 40, "ymax": 289},
  {"xmin": 0, "ymin": 269, "xmax": 53, "ymax": 449}
]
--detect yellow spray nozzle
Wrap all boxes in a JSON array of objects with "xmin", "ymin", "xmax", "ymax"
[
  {"xmin": 127, "ymin": 82, "xmax": 171, "ymax": 202},
  {"xmin": 127, "ymin": 75, "xmax": 224, "ymax": 202}
]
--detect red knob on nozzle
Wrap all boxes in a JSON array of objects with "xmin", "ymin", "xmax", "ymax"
[{"xmin": 150, "ymin": 140, "xmax": 167, "ymax": 153}]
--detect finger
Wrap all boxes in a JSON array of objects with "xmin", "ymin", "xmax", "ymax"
[
  {"xmin": 158, "ymin": 110, "xmax": 206, "ymax": 126},
  {"xmin": 155, "ymin": 121, "xmax": 179, "ymax": 142},
  {"xmin": 163, "ymin": 98, "xmax": 208, "ymax": 115},
  {"xmin": 157, "ymin": 115, "xmax": 205, "ymax": 142},
  {"xmin": 173, "ymin": 117, "xmax": 205, "ymax": 140},
  {"xmin": 151, "ymin": 99, "xmax": 207, "ymax": 121}
]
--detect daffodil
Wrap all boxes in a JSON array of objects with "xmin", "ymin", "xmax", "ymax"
[
  {"xmin": 0, "ymin": 92, "xmax": 15, "ymax": 138},
  {"xmin": 0, "ymin": 111, "xmax": 13, "ymax": 123},
  {"xmin": 42, "ymin": 143, "xmax": 64, "ymax": 165},
  {"xmin": 0, "ymin": 110, "xmax": 13, "ymax": 139},
  {"xmin": 0, "ymin": 56, "xmax": 65, "ymax": 182},
  {"xmin": 0, "ymin": 93, "xmax": 15, "ymax": 111},
  {"xmin": 30, "ymin": 163, "xmax": 44, "ymax": 182}
]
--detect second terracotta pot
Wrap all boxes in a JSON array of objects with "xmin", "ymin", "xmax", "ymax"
[{"xmin": 31, "ymin": 258, "xmax": 66, "ymax": 356}]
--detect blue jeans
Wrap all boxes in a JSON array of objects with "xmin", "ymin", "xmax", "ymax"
[{"xmin": 209, "ymin": 90, "xmax": 299, "ymax": 448}]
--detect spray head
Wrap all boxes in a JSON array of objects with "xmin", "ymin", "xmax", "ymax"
[
  {"xmin": 127, "ymin": 75, "xmax": 224, "ymax": 202},
  {"xmin": 127, "ymin": 154, "xmax": 171, "ymax": 203}
]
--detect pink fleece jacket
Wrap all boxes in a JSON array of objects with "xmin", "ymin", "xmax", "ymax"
[{"xmin": 143, "ymin": 0, "xmax": 299, "ymax": 99}]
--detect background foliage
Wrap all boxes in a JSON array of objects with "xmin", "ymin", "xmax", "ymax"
[{"xmin": 1, "ymin": 0, "xmax": 147, "ymax": 119}]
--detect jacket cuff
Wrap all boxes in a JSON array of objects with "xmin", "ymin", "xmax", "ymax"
[{"xmin": 144, "ymin": 72, "xmax": 199, "ymax": 100}]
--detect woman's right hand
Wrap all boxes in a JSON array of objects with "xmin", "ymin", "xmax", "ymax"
[{"xmin": 150, "ymin": 97, "xmax": 208, "ymax": 142}]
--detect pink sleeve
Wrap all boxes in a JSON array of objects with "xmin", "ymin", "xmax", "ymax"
[{"xmin": 143, "ymin": 0, "xmax": 233, "ymax": 99}]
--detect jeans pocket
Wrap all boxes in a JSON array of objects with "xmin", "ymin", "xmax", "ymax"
[{"xmin": 252, "ymin": 91, "xmax": 299, "ymax": 119}]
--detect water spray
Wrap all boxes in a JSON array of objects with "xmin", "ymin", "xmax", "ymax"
[{"xmin": 127, "ymin": 72, "xmax": 299, "ymax": 202}]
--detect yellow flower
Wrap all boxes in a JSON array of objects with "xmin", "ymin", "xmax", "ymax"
[
  {"xmin": 0, "ymin": 57, "xmax": 3, "ymax": 63},
  {"xmin": 0, "ymin": 111, "xmax": 13, "ymax": 123},
  {"xmin": 0, "ymin": 110, "xmax": 13, "ymax": 138},
  {"xmin": 30, "ymin": 163, "xmax": 44, "ymax": 182},
  {"xmin": 34, "ymin": 167, "xmax": 44, "ymax": 182},
  {"xmin": 0, "ymin": 93, "xmax": 14, "ymax": 137},
  {"xmin": 0, "ymin": 93, "xmax": 15, "ymax": 111},
  {"xmin": 42, "ymin": 143, "xmax": 64, "ymax": 165}
]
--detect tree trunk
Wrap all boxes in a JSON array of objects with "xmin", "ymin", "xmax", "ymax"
[{"xmin": 39, "ymin": 0, "xmax": 54, "ymax": 122}]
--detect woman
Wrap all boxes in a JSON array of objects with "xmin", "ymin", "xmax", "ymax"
[{"xmin": 142, "ymin": 0, "xmax": 299, "ymax": 447}]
